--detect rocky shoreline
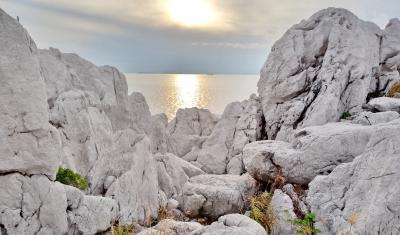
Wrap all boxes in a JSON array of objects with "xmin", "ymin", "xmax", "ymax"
[{"xmin": 1, "ymin": 7, "xmax": 400, "ymax": 235}]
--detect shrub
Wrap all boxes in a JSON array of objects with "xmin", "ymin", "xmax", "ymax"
[
  {"xmin": 249, "ymin": 192, "xmax": 276, "ymax": 234},
  {"xmin": 56, "ymin": 167, "xmax": 89, "ymax": 190},
  {"xmin": 387, "ymin": 82, "xmax": 400, "ymax": 97},
  {"xmin": 340, "ymin": 111, "xmax": 351, "ymax": 119},
  {"xmin": 289, "ymin": 212, "xmax": 320, "ymax": 235}
]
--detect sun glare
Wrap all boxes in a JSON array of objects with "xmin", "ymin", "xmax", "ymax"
[
  {"xmin": 167, "ymin": 0, "xmax": 217, "ymax": 27},
  {"xmin": 175, "ymin": 74, "xmax": 200, "ymax": 108}
]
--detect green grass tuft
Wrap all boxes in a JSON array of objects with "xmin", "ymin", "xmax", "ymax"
[
  {"xmin": 340, "ymin": 111, "xmax": 351, "ymax": 119},
  {"xmin": 56, "ymin": 167, "xmax": 89, "ymax": 190},
  {"xmin": 288, "ymin": 212, "xmax": 320, "ymax": 235}
]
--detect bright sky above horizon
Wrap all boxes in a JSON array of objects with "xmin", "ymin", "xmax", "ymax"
[{"xmin": 1, "ymin": 0, "xmax": 399, "ymax": 74}]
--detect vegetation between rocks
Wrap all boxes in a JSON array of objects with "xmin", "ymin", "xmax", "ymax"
[
  {"xmin": 249, "ymin": 192, "xmax": 276, "ymax": 234},
  {"xmin": 55, "ymin": 167, "xmax": 89, "ymax": 190},
  {"xmin": 288, "ymin": 212, "xmax": 320, "ymax": 235},
  {"xmin": 387, "ymin": 82, "xmax": 400, "ymax": 97},
  {"xmin": 340, "ymin": 111, "xmax": 351, "ymax": 119}
]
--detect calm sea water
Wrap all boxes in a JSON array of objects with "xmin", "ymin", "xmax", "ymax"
[{"xmin": 125, "ymin": 73, "xmax": 259, "ymax": 120}]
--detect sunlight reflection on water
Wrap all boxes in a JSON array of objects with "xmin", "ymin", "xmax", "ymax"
[{"xmin": 125, "ymin": 73, "xmax": 258, "ymax": 120}]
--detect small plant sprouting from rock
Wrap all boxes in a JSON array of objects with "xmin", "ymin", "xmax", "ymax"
[
  {"xmin": 341, "ymin": 111, "xmax": 351, "ymax": 119},
  {"xmin": 249, "ymin": 192, "xmax": 276, "ymax": 234},
  {"xmin": 288, "ymin": 212, "xmax": 320, "ymax": 235},
  {"xmin": 56, "ymin": 167, "xmax": 89, "ymax": 190}
]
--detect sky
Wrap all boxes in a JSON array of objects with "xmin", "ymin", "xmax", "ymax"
[{"xmin": 1, "ymin": 0, "xmax": 399, "ymax": 74}]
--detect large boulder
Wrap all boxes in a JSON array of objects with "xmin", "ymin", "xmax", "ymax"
[
  {"xmin": 0, "ymin": 8, "xmax": 61, "ymax": 178},
  {"xmin": 258, "ymin": 8, "xmax": 396, "ymax": 141},
  {"xmin": 243, "ymin": 120, "xmax": 400, "ymax": 185},
  {"xmin": 367, "ymin": 97, "xmax": 400, "ymax": 112},
  {"xmin": 64, "ymin": 185, "xmax": 118, "ymax": 235},
  {"xmin": 181, "ymin": 174, "xmax": 257, "ymax": 219},
  {"xmin": 350, "ymin": 110, "xmax": 399, "ymax": 125},
  {"xmin": 0, "ymin": 174, "xmax": 68, "ymax": 235}
]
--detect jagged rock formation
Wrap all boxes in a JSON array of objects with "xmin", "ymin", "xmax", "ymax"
[
  {"xmin": 181, "ymin": 95, "xmax": 264, "ymax": 174},
  {"xmin": 2, "ymin": 6, "xmax": 400, "ymax": 235},
  {"xmin": 258, "ymin": 8, "xmax": 400, "ymax": 141}
]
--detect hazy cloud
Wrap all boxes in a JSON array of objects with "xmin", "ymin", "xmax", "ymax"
[{"xmin": 1, "ymin": 0, "xmax": 399, "ymax": 73}]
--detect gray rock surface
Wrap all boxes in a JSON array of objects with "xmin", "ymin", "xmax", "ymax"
[
  {"xmin": 183, "ymin": 95, "xmax": 263, "ymax": 174},
  {"xmin": 0, "ymin": 174, "xmax": 68, "ymax": 235},
  {"xmin": 0, "ymin": 9, "xmax": 61, "ymax": 179},
  {"xmin": 182, "ymin": 174, "xmax": 257, "ymax": 219},
  {"xmin": 258, "ymin": 8, "xmax": 396, "ymax": 141},
  {"xmin": 270, "ymin": 190, "xmax": 296, "ymax": 235},
  {"xmin": 350, "ymin": 110, "xmax": 399, "ymax": 125},
  {"xmin": 155, "ymin": 153, "xmax": 205, "ymax": 204},
  {"xmin": 244, "ymin": 120, "xmax": 400, "ymax": 185},
  {"xmin": 65, "ymin": 186, "xmax": 118, "ymax": 235},
  {"xmin": 194, "ymin": 214, "xmax": 267, "ymax": 235},
  {"xmin": 367, "ymin": 97, "xmax": 400, "ymax": 112},
  {"xmin": 138, "ymin": 219, "xmax": 204, "ymax": 235},
  {"xmin": 167, "ymin": 108, "xmax": 218, "ymax": 157},
  {"xmin": 307, "ymin": 123, "xmax": 400, "ymax": 234}
]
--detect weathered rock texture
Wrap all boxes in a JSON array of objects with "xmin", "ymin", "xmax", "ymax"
[
  {"xmin": 0, "ymin": 8, "xmax": 61, "ymax": 179},
  {"xmin": 258, "ymin": 8, "xmax": 400, "ymax": 141},
  {"xmin": 0, "ymin": 8, "xmax": 160, "ymax": 233},
  {"xmin": 2, "ymin": 6, "xmax": 400, "ymax": 235},
  {"xmin": 182, "ymin": 174, "xmax": 258, "ymax": 219},
  {"xmin": 307, "ymin": 121, "xmax": 400, "ymax": 234},
  {"xmin": 181, "ymin": 95, "xmax": 264, "ymax": 174}
]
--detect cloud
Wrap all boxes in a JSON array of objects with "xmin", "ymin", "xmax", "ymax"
[
  {"xmin": 192, "ymin": 42, "xmax": 268, "ymax": 49},
  {"xmin": 1, "ymin": 0, "xmax": 399, "ymax": 73}
]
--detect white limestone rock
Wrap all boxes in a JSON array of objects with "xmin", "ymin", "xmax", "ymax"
[
  {"xmin": 350, "ymin": 110, "xmax": 399, "ymax": 125},
  {"xmin": 244, "ymin": 120, "xmax": 400, "ymax": 185},
  {"xmin": 0, "ymin": 9, "xmax": 62, "ymax": 178},
  {"xmin": 307, "ymin": 131, "xmax": 400, "ymax": 234},
  {"xmin": 138, "ymin": 219, "xmax": 204, "ymax": 235},
  {"xmin": 282, "ymin": 184, "xmax": 309, "ymax": 216},
  {"xmin": 376, "ymin": 18, "xmax": 400, "ymax": 95},
  {"xmin": 183, "ymin": 95, "xmax": 263, "ymax": 174},
  {"xmin": 182, "ymin": 174, "xmax": 257, "ymax": 219},
  {"xmin": 127, "ymin": 92, "xmax": 152, "ymax": 133},
  {"xmin": 105, "ymin": 136, "xmax": 159, "ymax": 225},
  {"xmin": 0, "ymin": 174, "xmax": 68, "ymax": 235},
  {"xmin": 193, "ymin": 214, "xmax": 267, "ymax": 235},
  {"xmin": 258, "ymin": 8, "xmax": 383, "ymax": 141},
  {"xmin": 149, "ymin": 113, "xmax": 169, "ymax": 154},
  {"xmin": 367, "ymin": 97, "xmax": 400, "ymax": 112},
  {"xmin": 167, "ymin": 108, "xmax": 218, "ymax": 157},
  {"xmin": 156, "ymin": 153, "xmax": 205, "ymax": 204},
  {"xmin": 39, "ymin": 48, "xmax": 128, "ymax": 108},
  {"xmin": 67, "ymin": 194, "xmax": 118, "ymax": 235},
  {"xmin": 270, "ymin": 190, "xmax": 296, "ymax": 235}
]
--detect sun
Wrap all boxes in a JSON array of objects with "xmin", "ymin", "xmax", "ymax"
[{"xmin": 167, "ymin": 0, "xmax": 217, "ymax": 27}]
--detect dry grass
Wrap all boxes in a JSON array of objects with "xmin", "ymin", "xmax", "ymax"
[
  {"xmin": 270, "ymin": 168, "xmax": 286, "ymax": 191},
  {"xmin": 249, "ymin": 192, "xmax": 276, "ymax": 234},
  {"xmin": 110, "ymin": 223, "xmax": 135, "ymax": 235},
  {"xmin": 387, "ymin": 82, "xmax": 400, "ymax": 97}
]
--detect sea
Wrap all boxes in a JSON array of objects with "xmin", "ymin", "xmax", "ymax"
[{"xmin": 125, "ymin": 73, "xmax": 259, "ymax": 120}]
